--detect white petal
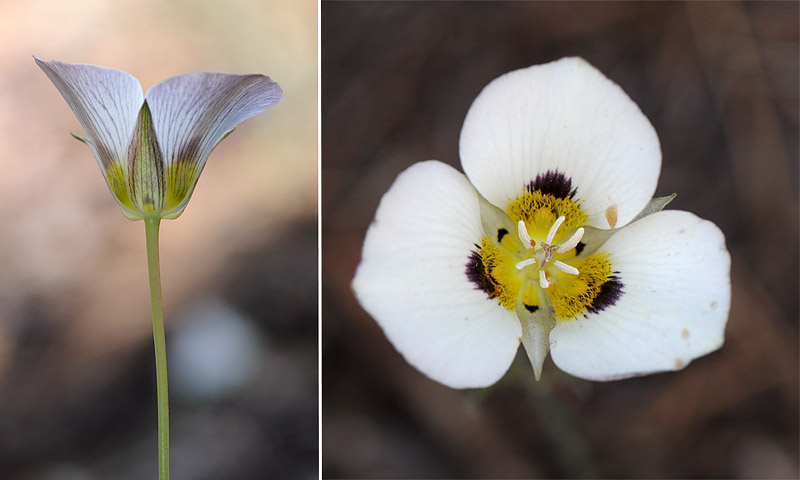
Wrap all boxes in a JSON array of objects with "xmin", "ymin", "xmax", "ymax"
[
  {"xmin": 145, "ymin": 72, "xmax": 282, "ymax": 217},
  {"xmin": 459, "ymin": 57, "xmax": 661, "ymax": 229},
  {"xmin": 352, "ymin": 161, "xmax": 522, "ymax": 389},
  {"xmin": 549, "ymin": 210, "xmax": 731, "ymax": 380},
  {"xmin": 35, "ymin": 57, "xmax": 143, "ymax": 167}
]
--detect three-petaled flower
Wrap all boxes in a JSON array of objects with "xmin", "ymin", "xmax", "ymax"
[
  {"xmin": 352, "ymin": 57, "xmax": 731, "ymax": 388},
  {"xmin": 36, "ymin": 57, "xmax": 282, "ymax": 220}
]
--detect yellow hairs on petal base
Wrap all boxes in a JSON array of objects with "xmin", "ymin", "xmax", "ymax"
[
  {"xmin": 506, "ymin": 190, "xmax": 586, "ymax": 243},
  {"xmin": 548, "ymin": 252, "xmax": 614, "ymax": 320}
]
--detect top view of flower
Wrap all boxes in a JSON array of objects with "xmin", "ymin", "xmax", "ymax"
[
  {"xmin": 352, "ymin": 57, "xmax": 731, "ymax": 388},
  {"xmin": 35, "ymin": 58, "xmax": 283, "ymax": 221}
]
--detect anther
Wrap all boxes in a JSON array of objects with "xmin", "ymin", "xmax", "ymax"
[
  {"xmin": 556, "ymin": 227, "xmax": 585, "ymax": 253},
  {"xmin": 553, "ymin": 260, "xmax": 579, "ymax": 275},
  {"xmin": 517, "ymin": 220, "xmax": 534, "ymax": 248},
  {"xmin": 544, "ymin": 216, "xmax": 565, "ymax": 245},
  {"xmin": 539, "ymin": 270, "xmax": 550, "ymax": 289},
  {"xmin": 515, "ymin": 257, "xmax": 537, "ymax": 270}
]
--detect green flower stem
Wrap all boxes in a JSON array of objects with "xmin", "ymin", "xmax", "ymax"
[{"xmin": 144, "ymin": 216, "xmax": 169, "ymax": 480}]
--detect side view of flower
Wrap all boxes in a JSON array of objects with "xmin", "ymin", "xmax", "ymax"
[
  {"xmin": 37, "ymin": 57, "xmax": 281, "ymax": 480},
  {"xmin": 35, "ymin": 57, "xmax": 282, "ymax": 220},
  {"xmin": 352, "ymin": 57, "xmax": 730, "ymax": 388}
]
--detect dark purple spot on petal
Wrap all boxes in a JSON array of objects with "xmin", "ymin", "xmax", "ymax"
[
  {"xmin": 586, "ymin": 274, "xmax": 623, "ymax": 314},
  {"xmin": 466, "ymin": 248, "xmax": 497, "ymax": 299},
  {"xmin": 527, "ymin": 170, "xmax": 577, "ymax": 199}
]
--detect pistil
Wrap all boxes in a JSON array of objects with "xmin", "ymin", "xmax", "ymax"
[{"xmin": 513, "ymin": 216, "xmax": 585, "ymax": 288}]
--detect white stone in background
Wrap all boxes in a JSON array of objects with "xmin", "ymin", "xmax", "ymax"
[{"xmin": 169, "ymin": 298, "xmax": 265, "ymax": 402}]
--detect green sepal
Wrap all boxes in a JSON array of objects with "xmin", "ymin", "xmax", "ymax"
[
  {"xmin": 71, "ymin": 132, "xmax": 90, "ymax": 144},
  {"xmin": 129, "ymin": 101, "xmax": 166, "ymax": 215},
  {"xmin": 219, "ymin": 127, "xmax": 235, "ymax": 143},
  {"xmin": 517, "ymin": 287, "xmax": 556, "ymax": 381},
  {"xmin": 630, "ymin": 194, "xmax": 676, "ymax": 223},
  {"xmin": 478, "ymin": 194, "xmax": 523, "ymax": 252}
]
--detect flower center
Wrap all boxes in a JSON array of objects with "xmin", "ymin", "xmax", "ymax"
[
  {"xmin": 465, "ymin": 173, "xmax": 625, "ymax": 320},
  {"xmin": 513, "ymin": 216, "xmax": 584, "ymax": 288}
]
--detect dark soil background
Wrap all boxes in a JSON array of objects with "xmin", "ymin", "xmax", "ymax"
[{"xmin": 322, "ymin": 2, "xmax": 799, "ymax": 478}]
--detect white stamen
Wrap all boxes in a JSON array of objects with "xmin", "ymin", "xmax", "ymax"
[
  {"xmin": 553, "ymin": 260, "xmax": 579, "ymax": 275},
  {"xmin": 539, "ymin": 269, "xmax": 550, "ymax": 288},
  {"xmin": 514, "ymin": 216, "xmax": 582, "ymax": 287},
  {"xmin": 515, "ymin": 257, "xmax": 537, "ymax": 270},
  {"xmin": 544, "ymin": 216, "xmax": 565, "ymax": 245},
  {"xmin": 517, "ymin": 220, "xmax": 534, "ymax": 248},
  {"xmin": 556, "ymin": 227, "xmax": 585, "ymax": 253}
]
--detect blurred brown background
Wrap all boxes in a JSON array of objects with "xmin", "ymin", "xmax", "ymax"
[
  {"xmin": 322, "ymin": 2, "xmax": 798, "ymax": 478},
  {"xmin": 0, "ymin": 0, "xmax": 317, "ymax": 479}
]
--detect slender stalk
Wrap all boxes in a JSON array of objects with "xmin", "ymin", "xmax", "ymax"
[{"xmin": 144, "ymin": 216, "xmax": 169, "ymax": 480}]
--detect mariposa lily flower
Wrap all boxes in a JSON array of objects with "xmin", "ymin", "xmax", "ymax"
[
  {"xmin": 37, "ymin": 57, "xmax": 282, "ymax": 479},
  {"xmin": 352, "ymin": 57, "xmax": 730, "ymax": 388},
  {"xmin": 35, "ymin": 57, "xmax": 282, "ymax": 220}
]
